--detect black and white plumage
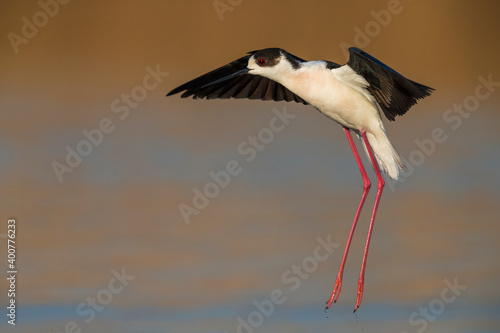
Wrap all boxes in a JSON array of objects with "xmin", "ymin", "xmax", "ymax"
[
  {"xmin": 167, "ymin": 47, "xmax": 434, "ymax": 311},
  {"xmin": 167, "ymin": 47, "xmax": 433, "ymax": 180},
  {"xmin": 167, "ymin": 48, "xmax": 432, "ymax": 119}
]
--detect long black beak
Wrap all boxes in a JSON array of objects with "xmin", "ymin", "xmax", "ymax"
[
  {"xmin": 167, "ymin": 54, "xmax": 255, "ymax": 97},
  {"xmin": 201, "ymin": 68, "xmax": 250, "ymax": 88}
]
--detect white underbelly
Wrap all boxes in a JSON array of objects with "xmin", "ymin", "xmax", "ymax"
[{"xmin": 281, "ymin": 68, "xmax": 382, "ymax": 130}]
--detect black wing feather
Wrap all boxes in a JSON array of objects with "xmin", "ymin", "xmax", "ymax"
[
  {"xmin": 167, "ymin": 53, "xmax": 308, "ymax": 105},
  {"xmin": 347, "ymin": 47, "xmax": 434, "ymax": 121}
]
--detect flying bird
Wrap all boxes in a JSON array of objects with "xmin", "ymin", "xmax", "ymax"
[{"xmin": 167, "ymin": 47, "xmax": 434, "ymax": 311}]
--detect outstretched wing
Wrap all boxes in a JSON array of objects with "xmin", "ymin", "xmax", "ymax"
[
  {"xmin": 167, "ymin": 53, "xmax": 308, "ymax": 104},
  {"xmin": 347, "ymin": 47, "xmax": 434, "ymax": 121}
]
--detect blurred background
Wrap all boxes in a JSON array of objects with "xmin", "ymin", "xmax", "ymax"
[{"xmin": 1, "ymin": 0, "xmax": 499, "ymax": 332}]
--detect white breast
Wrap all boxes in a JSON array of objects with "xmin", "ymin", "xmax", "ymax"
[{"xmin": 277, "ymin": 61, "xmax": 382, "ymax": 131}]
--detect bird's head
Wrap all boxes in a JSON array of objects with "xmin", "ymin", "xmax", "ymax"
[
  {"xmin": 247, "ymin": 48, "xmax": 284, "ymax": 77},
  {"xmin": 246, "ymin": 48, "xmax": 303, "ymax": 83}
]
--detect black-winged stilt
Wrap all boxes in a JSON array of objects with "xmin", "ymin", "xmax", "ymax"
[{"xmin": 167, "ymin": 47, "xmax": 434, "ymax": 311}]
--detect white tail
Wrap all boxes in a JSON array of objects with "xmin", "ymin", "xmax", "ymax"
[{"xmin": 359, "ymin": 128, "xmax": 405, "ymax": 180}]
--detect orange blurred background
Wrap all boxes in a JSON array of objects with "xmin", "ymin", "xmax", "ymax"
[{"xmin": 0, "ymin": 1, "xmax": 499, "ymax": 332}]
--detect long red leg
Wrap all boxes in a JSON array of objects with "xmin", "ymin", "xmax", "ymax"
[
  {"xmin": 354, "ymin": 131, "xmax": 385, "ymax": 312},
  {"xmin": 325, "ymin": 128, "xmax": 371, "ymax": 310}
]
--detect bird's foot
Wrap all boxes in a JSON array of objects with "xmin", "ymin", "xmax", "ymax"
[
  {"xmin": 354, "ymin": 278, "xmax": 364, "ymax": 312},
  {"xmin": 325, "ymin": 274, "xmax": 343, "ymax": 310}
]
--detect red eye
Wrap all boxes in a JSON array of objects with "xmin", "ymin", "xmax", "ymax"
[{"xmin": 258, "ymin": 58, "xmax": 266, "ymax": 65}]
